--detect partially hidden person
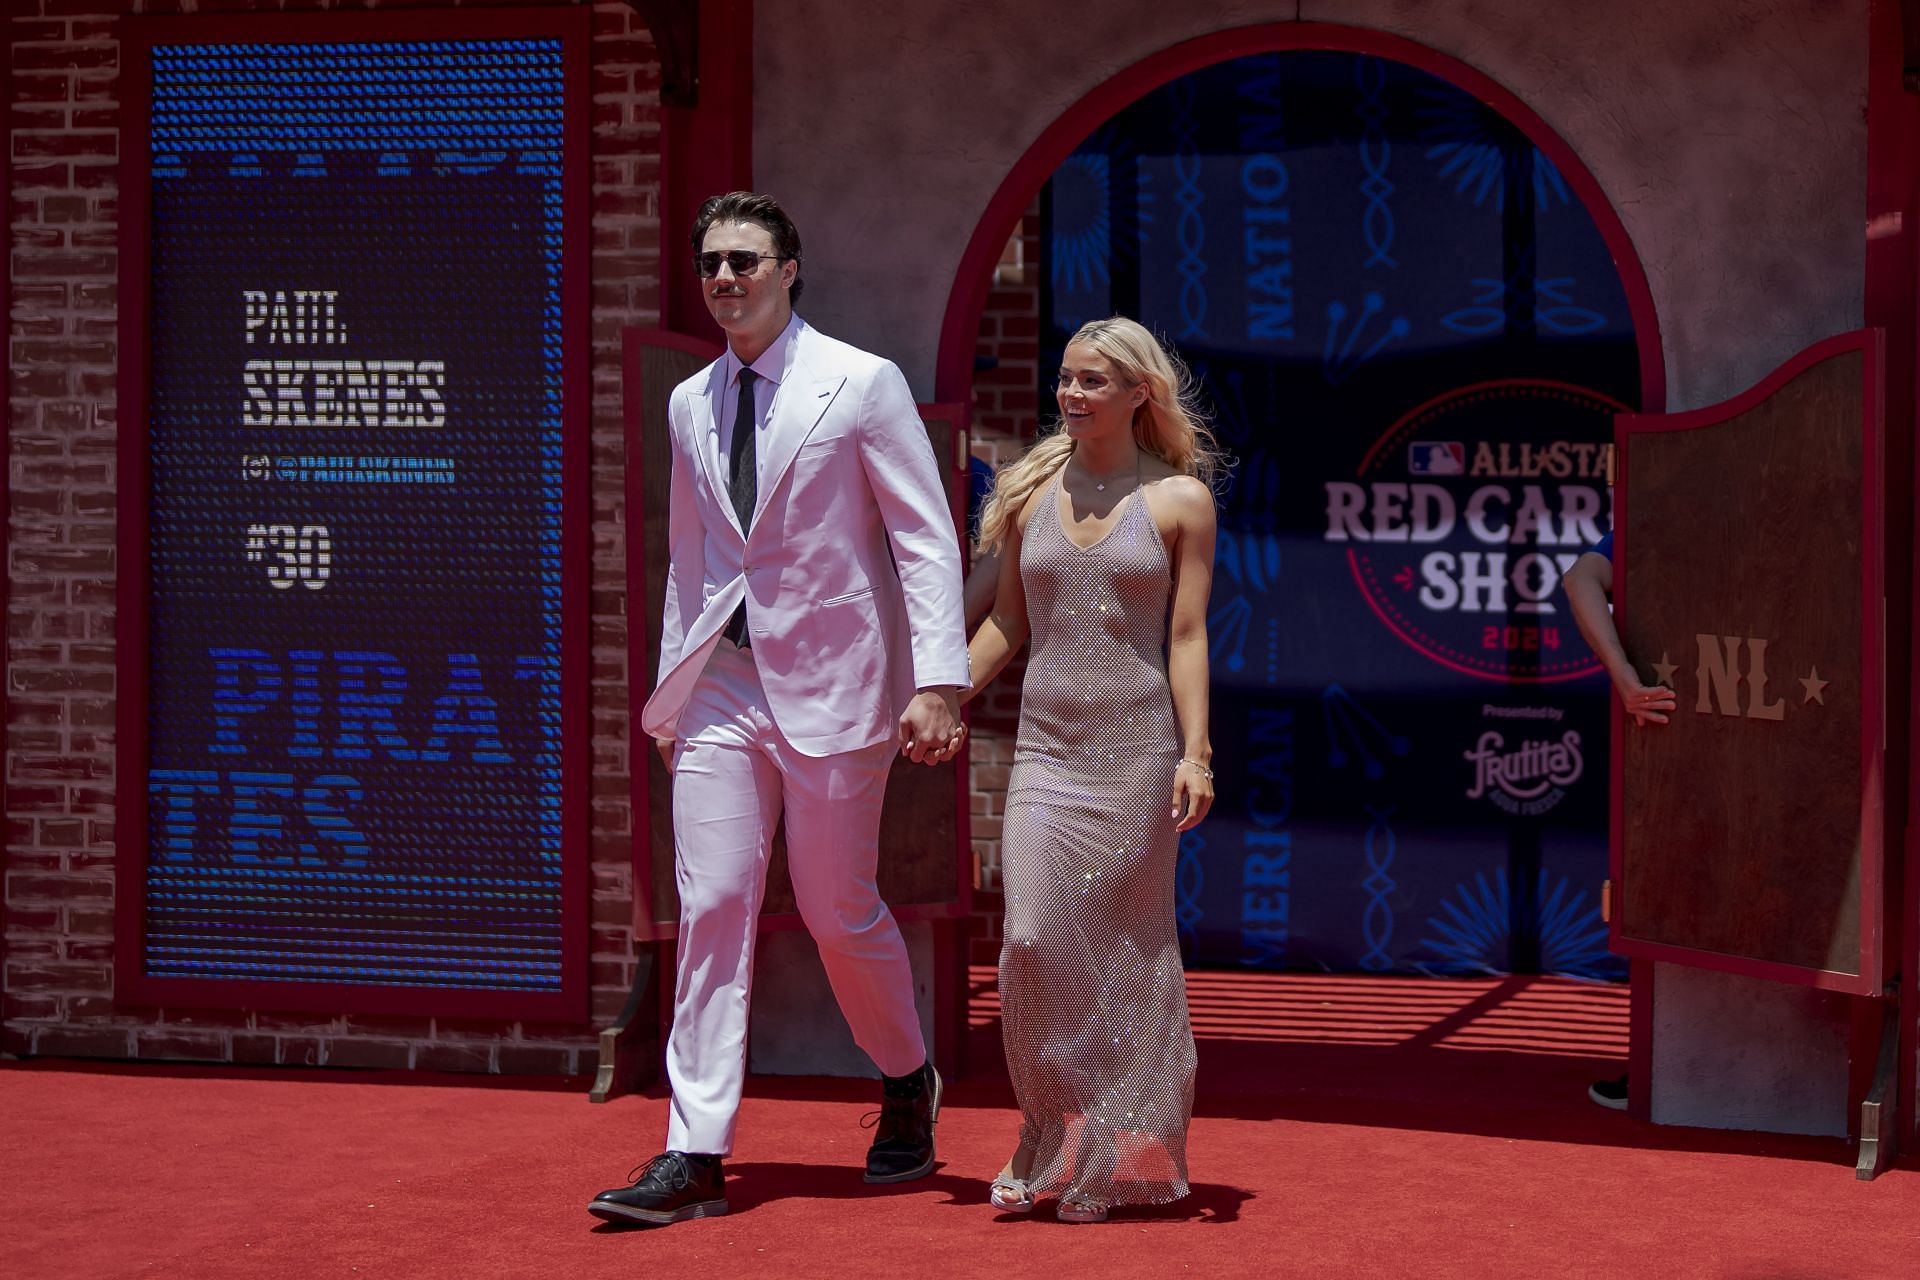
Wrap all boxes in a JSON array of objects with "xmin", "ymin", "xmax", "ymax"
[{"xmin": 1562, "ymin": 528, "xmax": 1676, "ymax": 1110}]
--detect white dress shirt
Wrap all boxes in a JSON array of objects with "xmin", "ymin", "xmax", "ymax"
[{"xmin": 716, "ymin": 311, "xmax": 804, "ymax": 495}]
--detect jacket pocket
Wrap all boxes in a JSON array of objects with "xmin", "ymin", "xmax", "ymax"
[
  {"xmin": 797, "ymin": 428, "xmax": 852, "ymax": 455},
  {"xmin": 819, "ymin": 584, "xmax": 876, "ymax": 607}
]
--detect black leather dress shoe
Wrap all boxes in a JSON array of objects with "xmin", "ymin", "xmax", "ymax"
[
  {"xmin": 863, "ymin": 1062, "xmax": 942, "ymax": 1183},
  {"xmin": 588, "ymin": 1152, "xmax": 727, "ymax": 1226}
]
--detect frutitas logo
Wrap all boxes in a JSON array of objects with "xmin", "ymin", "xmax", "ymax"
[
  {"xmin": 1323, "ymin": 379, "xmax": 1628, "ymax": 682},
  {"xmin": 1464, "ymin": 729, "xmax": 1584, "ymax": 816}
]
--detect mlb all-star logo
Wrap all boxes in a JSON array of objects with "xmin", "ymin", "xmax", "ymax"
[
  {"xmin": 1464, "ymin": 728, "xmax": 1585, "ymax": 816},
  {"xmin": 1323, "ymin": 379, "xmax": 1628, "ymax": 682}
]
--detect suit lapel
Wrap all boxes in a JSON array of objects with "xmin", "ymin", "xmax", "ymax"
[
  {"xmin": 689, "ymin": 359, "xmax": 741, "ymax": 537},
  {"xmin": 751, "ymin": 330, "xmax": 847, "ymax": 530}
]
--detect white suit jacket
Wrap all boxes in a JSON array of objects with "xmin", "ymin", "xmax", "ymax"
[{"xmin": 640, "ymin": 318, "xmax": 970, "ymax": 757}]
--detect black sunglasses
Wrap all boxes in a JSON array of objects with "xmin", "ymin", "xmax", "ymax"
[{"xmin": 693, "ymin": 250, "xmax": 788, "ymax": 278}]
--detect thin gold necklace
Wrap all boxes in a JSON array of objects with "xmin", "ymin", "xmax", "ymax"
[{"xmin": 1070, "ymin": 452, "xmax": 1141, "ymax": 493}]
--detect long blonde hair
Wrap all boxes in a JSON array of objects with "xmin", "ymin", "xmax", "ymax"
[{"xmin": 975, "ymin": 317, "xmax": 1222, "ymax": 554}]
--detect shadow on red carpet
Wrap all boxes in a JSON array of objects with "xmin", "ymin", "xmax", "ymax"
[{"xmin": 579, "ymin": 1160, "xmax": 1254, "ymax": 1227}]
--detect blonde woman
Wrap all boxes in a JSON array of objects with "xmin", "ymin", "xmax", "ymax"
[{"xmin": 966, "ymin": 317, "xmax": 1221, "ymax": 1222}]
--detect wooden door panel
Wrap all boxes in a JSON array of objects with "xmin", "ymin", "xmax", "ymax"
[{"xmin": 1613, "ymin": 332, "xmax": 1884, "ymax": 992}]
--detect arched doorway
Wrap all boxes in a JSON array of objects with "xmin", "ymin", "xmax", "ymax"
[{"xmin": 943, "ymin": 25, "xmax": 1663, "ymax": 978}]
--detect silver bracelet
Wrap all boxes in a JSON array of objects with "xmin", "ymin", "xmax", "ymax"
[{"xmin": 1177, "ymin": 758, "xmax": 1214, "ymax": 780}]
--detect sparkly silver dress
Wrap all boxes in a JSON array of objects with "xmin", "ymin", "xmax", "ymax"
[{"xmin": 999, "ymin": 475, "xmax": 1196, "ymax": 1207}]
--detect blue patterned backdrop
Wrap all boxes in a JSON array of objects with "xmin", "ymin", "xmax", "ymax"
[{"xmin": 1041, "ymin": 51, "xmax": 1640, "ymax": 978}]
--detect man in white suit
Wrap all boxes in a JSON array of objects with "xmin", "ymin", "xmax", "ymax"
[{"xmin": 590, "ymin": 192, "xmax": 969, "ymax": 1227}]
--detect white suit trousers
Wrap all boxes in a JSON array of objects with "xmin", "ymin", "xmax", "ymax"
[{"xmin": 664, "ymin": 639, "xmax": 927, "ymax": 1155}]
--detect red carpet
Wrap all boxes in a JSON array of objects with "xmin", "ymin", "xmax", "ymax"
[{"xmin": 4, "ymin": 971, "xmax": 1915, "ymax": 1279}]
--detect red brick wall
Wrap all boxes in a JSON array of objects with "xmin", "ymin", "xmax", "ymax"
[
  {"xmin": 4, "ymin": 0, "xmax": 658, "ymax": 1073},
  {"xmin": 970, "ymin": 211, "xmax": 1042, "ymax": 451},
  {"xmin": 965, "ymin": 203, "xmax": 1042, "ymax": 963}
]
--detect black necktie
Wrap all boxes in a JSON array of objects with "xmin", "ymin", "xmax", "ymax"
[
  {"xmin": 727, "ymin": 367, "xmax": 759, "ymax": 534},
  {"xmin": 724, "ymin": 367, "xmax": 758, "ymax": 647}
]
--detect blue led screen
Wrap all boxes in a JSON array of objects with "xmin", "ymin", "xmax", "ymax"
[
  {"xmin": 140, "ymin": 39, "xmax": 570, "ymax": 994},
  {"xmin": 1042, "ymin": 51, "xmax": 1643, "ymax": 977}
]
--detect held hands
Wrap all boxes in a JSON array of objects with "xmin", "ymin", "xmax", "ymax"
[
  {"xmin": 900, "ymin": 688, "xmax": 966, "ymax": 765},
  {"xmin": 1616, "ymin": 674, "xmax": 1677, "ymax": 727},
  {"xmin": 1171, "ymin": 757, "xmax": 1214, "ymax": 831}
]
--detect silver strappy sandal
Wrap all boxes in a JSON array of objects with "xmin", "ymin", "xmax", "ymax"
[
  {"xmin": 989, "ymin": 1173, "xmax": 1035, "ymax": 1213},
  {"xmin": 1056, "ymin": 1192, "xmax": 1110, "ymax": 1223}
]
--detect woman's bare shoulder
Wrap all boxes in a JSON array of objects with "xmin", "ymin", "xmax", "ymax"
[
  {"xmin": 1011, "ymin": 472, "xmax": 1054, "ymax": 534},
  {"xmin": 1142, "ymin": 470, "xmax": 1215, "ymax": 516}
]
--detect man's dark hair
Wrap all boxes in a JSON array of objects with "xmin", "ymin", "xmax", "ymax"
[{"xmin": 691, "ymin": 191, "xmax": 804, "ymax": 304}]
